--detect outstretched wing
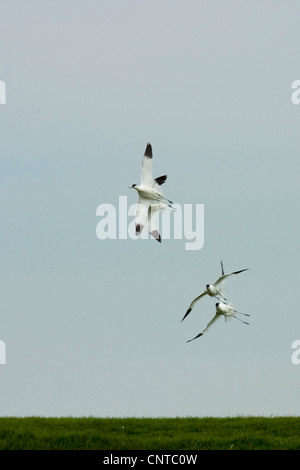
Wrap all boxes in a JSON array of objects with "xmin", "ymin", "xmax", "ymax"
[
  {"xmin": 140, "ymin": 143, "xmax": 153, "ymax": 187},
  {"xmin": 147, "ymin": 203, "xmax": 165, "ymax": 243},
  {"xmin": 186, "ymin": 314, "xmax": 221, "ymax": 342},
  {"xmin": 214, "ymin": 268, "xmax": 249, "ymax": 287},
  {"xmin": 135, "ymin": 197, "xmax": 151, "ymax": 236},
  {"xmin": 217, "ymin": 260, "xmax": 227, "ymax": 300},
  {"xmin": 152, "ymin": 175, "xmax": 167, "ymax": 198},
  {"xmin": 181, "ymin": 291, "xmax": 207, "ymax": 322},
  {"xmin": 221, "ymin": 260, "xmax": 225, "ymax": 276}
]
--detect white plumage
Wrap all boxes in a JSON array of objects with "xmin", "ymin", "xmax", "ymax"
[{"xmin": 130, "ymin": 143, "xmax": 174, "ymax": 243}]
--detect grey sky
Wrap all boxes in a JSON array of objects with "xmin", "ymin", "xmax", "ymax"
[{"xmin": 1, "ymin": 0, "xmax": 300, "ymax": 417}]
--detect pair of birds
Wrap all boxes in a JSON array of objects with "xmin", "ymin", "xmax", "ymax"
[
  {"xmin": 181, "ymin": 261, "xmax": 250, "ymax": 341},
  {"xmin": 129, "ymin": 143, "xmax": 249, "ymax": 341}
]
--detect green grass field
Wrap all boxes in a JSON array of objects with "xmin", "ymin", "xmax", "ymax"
[{"xmin": 0, "ymin": 417, "xmax": 300, "ymax": 450}]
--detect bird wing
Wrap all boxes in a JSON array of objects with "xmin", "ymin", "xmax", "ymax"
[
  {"xmin": 214, "ymin": 268, "xmax": 249, "ymax": 287},
  {"xmin": 153, "ymin": 175, "xmax": 167, "ymax": 190},
  {"xmin": 221, "ymin": 260, "xmax": 225, "ymax": 276},
  {"xmin": 140, "ymin": 143, "xmax": 153, "ymax": 187},
  {"xmin": 135, "ymin": 197, "xmax": 151, "ymax": 235},
  {"xmin": 181, "ymin": 291, "xmax": 207, "ymax": 322},
  {"xmin": 147, "ymin": 203, "xmax": 166, "ymax": 243},
  {"xmin": 154, "ymin": 175, "xmax": 167, "ymax": 186},
  {"xmin": 186, "ymin": 314, "xmax": 221, "ymax": 342},
  {"xmin": 152, "ymin": 175, "xmax": 167, "ymax": 197}
]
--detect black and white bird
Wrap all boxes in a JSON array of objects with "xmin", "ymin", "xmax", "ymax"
[
  {"xmin": 130, "ymin": 143, "xmax": 174, "ymax": 242},
  {"xmin": 186, "ymin": 302, "xmax": 250, "ymax": 342},
  {"xmin": 181, "ymin": 261, "xmax": 249, "ymax": 322}
]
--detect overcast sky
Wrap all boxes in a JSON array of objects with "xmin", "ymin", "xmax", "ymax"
[{"xmin": 1, "ymin": 0, "xmax": 300, "ymax": 417}]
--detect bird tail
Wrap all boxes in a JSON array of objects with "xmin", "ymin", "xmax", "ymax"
[{"xmin": 224, "ymin": 300, "xmax": 235, "ymax": 322}]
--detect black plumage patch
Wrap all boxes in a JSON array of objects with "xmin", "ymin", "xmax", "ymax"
[
  {"xmin": 144, "ymin": 143, "xmax": 153, "ymax": 158},
  {"xmin": 151, "ymin": 230, "xmax": 161, "ymax": 243},
  {"xmin": 154, "ymin": 175, "xmax": 167, "ymax": 186}
]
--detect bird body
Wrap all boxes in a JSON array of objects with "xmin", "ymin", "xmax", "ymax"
[
  {"xmin": 132, "ymin": 184, "xmax": 166, "ymax": 202},
  {"xmin": 206, "ymin": 284, "xmax": 219, "ymax": 297},
  {"xmin": 216, "ymin": 301, "xmax": 235, "ymax": 317},
  {"xmin": 130, "ymin": 143, "xmax": 173, "ymax": 242}
]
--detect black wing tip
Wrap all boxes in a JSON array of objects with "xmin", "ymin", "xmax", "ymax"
[
  {"xmin": 151, "ymin": 230, "xmax": 161, "ymax": 243},
  {"xmin": 135, "ymin": 224, "xmax": 144, "ymax": 235},
  {"xmin": 186, "ymin": 333, "xmax": 203, "ymax": 343},
  {"xmin": 144, "ymin": 143, "xmax": 152, "ymax": 158},
  {"xmin": 154, "ymin": 175, "xmax": 167, "ymax": 186},
  {"xmin": 220, "ymin": 260, "xmax": 224, "ymax": 274},
  {"xmin": 234, "ymin": 268, "xmax": 249, "ymax": 274},
  {"xmin": 181, "ymin": 308, "xmax": 192, "ymax": 322}
]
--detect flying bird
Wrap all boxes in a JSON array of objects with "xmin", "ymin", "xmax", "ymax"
[
  {"xmin": 186, "ymin": 302, "xmax": 250, "ymax": 342},
  {"xmin": 181, "ymin": 261, "xmax": 249, "ymax": 322},
  {"xmin": 130, "ymin": 143, "xmax": 174, "ymax": 242}
]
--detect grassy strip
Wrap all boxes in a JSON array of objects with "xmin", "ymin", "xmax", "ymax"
[{"xmin": 0, "ymin": 417, "xmax": 300, "ymax": 450}]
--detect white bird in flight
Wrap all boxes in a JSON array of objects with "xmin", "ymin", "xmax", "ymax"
[
  {"xmin": 181, "ymin": 261, "xmax": 249, "ymax": 322},
  {"xmin": 130, "ymin": 143, "xmax": 174, "ymax": 242},
  {"xmin": 186, "ymin": 301, "xmax": 250, "ymax": 342}
]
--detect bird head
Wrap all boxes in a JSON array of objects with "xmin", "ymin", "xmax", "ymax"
[{"xmin": 129, "ymin": 184, "xmax": 137, "ymax": 189}]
